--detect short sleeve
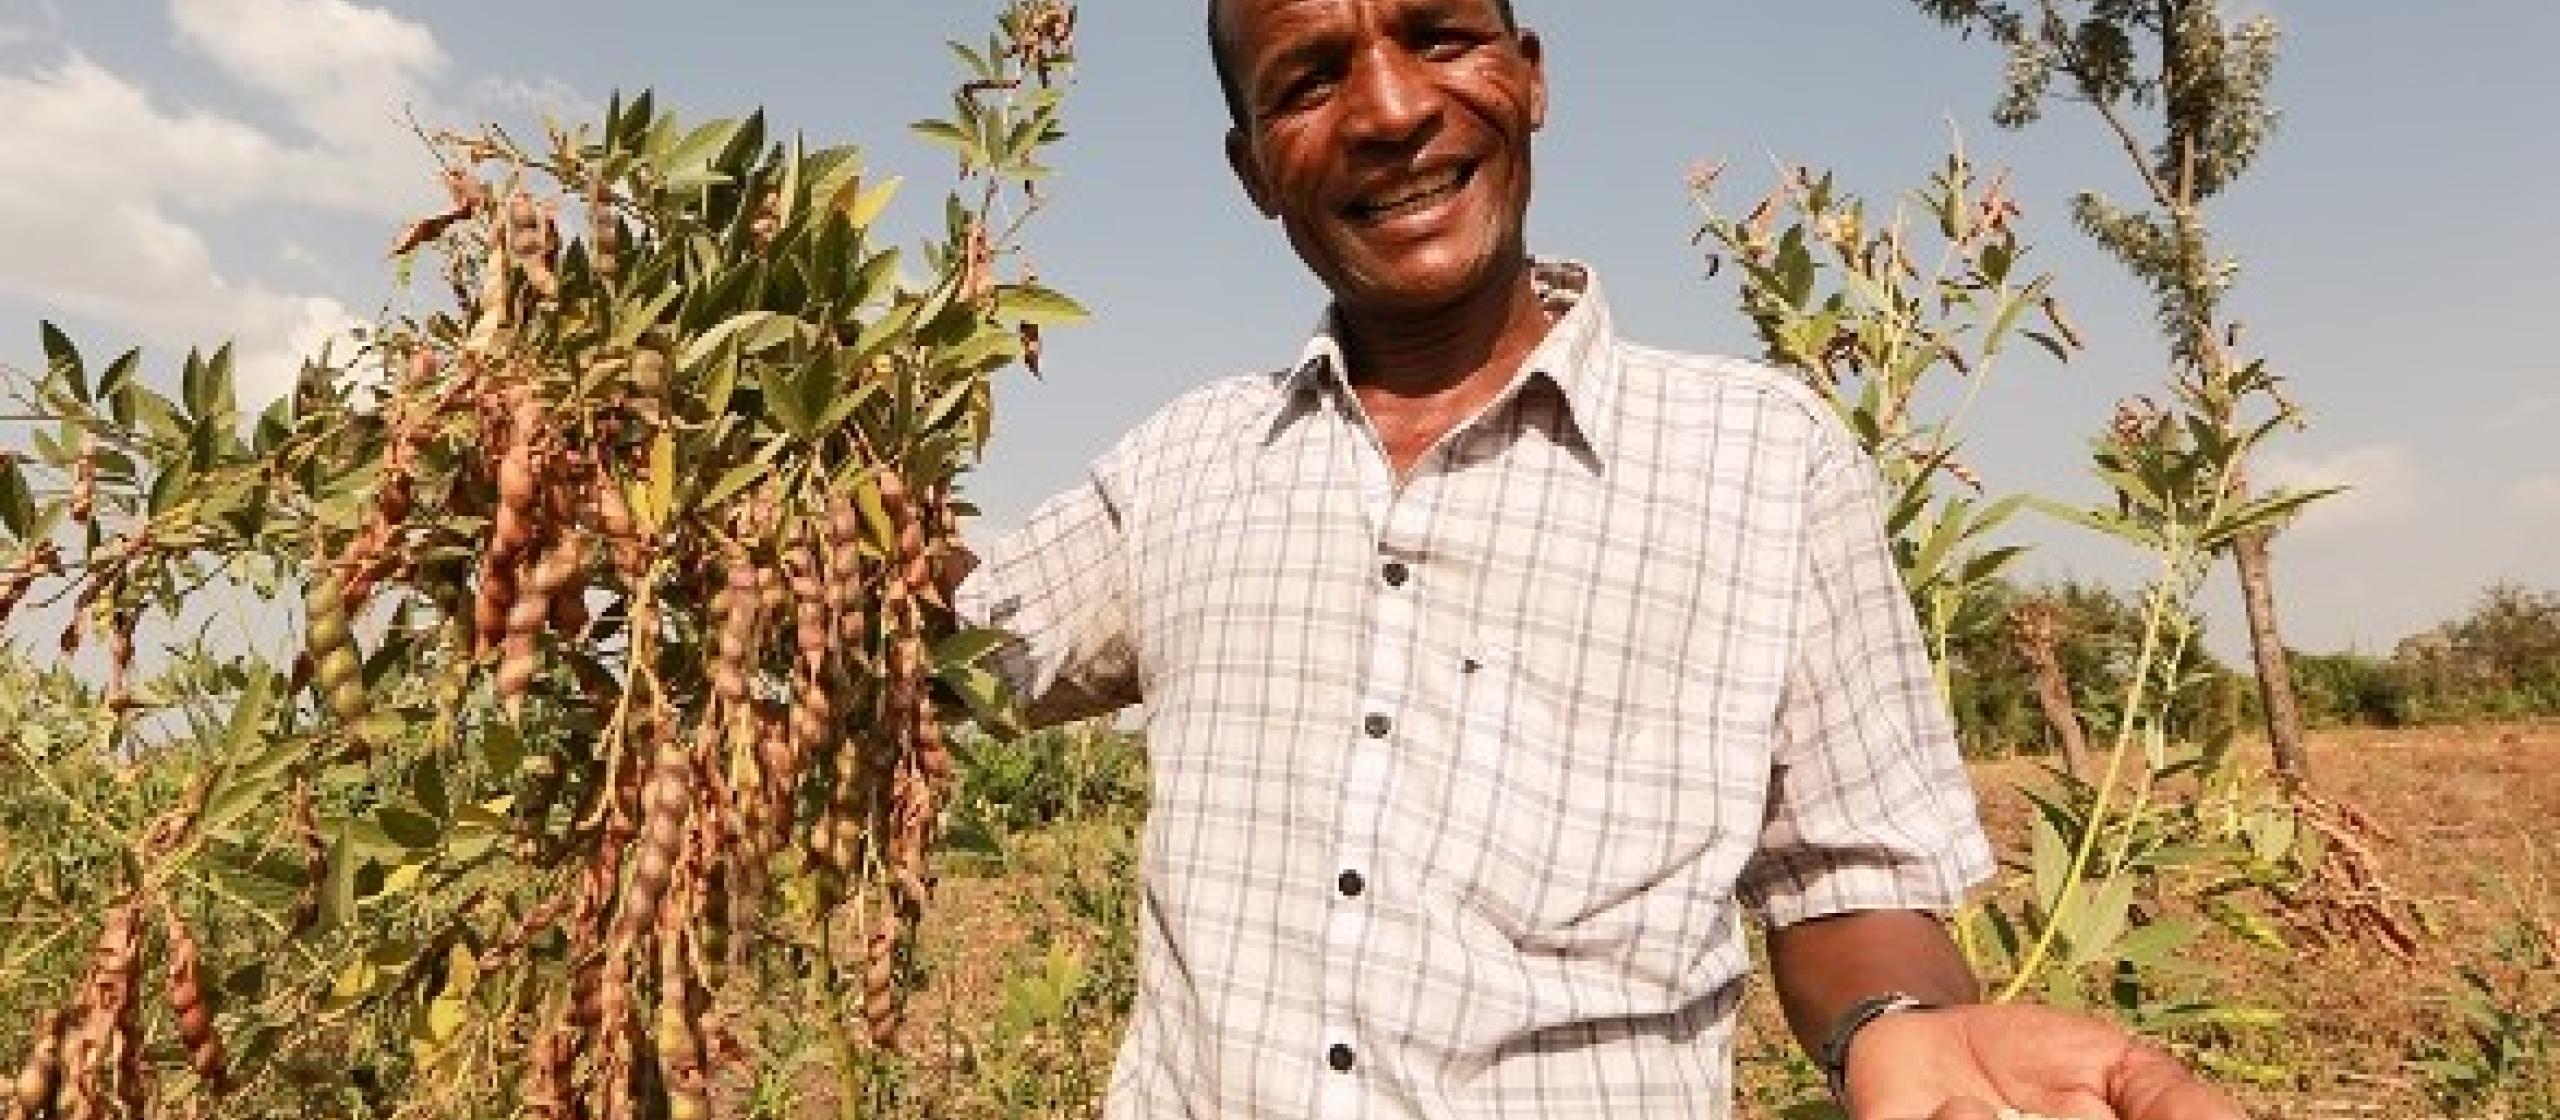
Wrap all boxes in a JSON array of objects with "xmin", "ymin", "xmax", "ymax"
[
  {"xmin": 1736, "ymin": 426, "xmax": 1994, "ymax": 928},
  {"xmin": 955, "ymin": 469, "xmax": 1142, "ymax": 728}
]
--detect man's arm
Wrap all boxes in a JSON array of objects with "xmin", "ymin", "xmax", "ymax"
[
  {"xmin": 953, "ymin": 470, "xmax": 1142, "ymax": 729},
  {"xmin": 1766, "ymin": 909, "xmax": 1975, "ymax": 1056}
]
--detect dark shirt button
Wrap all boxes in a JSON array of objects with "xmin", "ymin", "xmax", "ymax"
[
  {"xmin": 1328, "ymin": 1043, "xmax": 1356, "ymax": 1072},
  {"xmin": 1363, "ymin": 713, "xmax": 1392, "ymax": 738},
  {"xmin": 1338, "ymin": 869, "xmax": 1366, "ymax": 898},
  {"xmin": 1381, "ymin": 560, "xmax": 1409, "ymax": 588}
]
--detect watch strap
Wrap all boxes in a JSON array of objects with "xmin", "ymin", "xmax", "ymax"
[{"xmin": 1818, "ymin": 992, "xmax": 1939, "ymax": 1109}]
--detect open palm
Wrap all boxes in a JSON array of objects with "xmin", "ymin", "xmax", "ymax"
[{"xmin": 1842, "ymin": 1004, "xmax": 2246, "ymax": 1120}]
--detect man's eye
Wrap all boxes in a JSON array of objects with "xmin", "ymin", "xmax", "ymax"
[
  {"xmin": 1275, "ymin": 73, "xmax": 1337, "ymax": 110},
  {"xmin": 1421, "ymin": 37, "xmax": 1473, "ymax": 62}
]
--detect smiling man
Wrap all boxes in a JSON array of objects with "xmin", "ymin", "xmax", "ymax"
[{"xmin": 954, "ymin": 1, "xmax": 2248, "ymax": 1118}]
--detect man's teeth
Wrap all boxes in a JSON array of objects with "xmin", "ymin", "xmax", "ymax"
[{"xmin": 1358, "ymin": 168, "xmax": 1467, "ymax": 216}]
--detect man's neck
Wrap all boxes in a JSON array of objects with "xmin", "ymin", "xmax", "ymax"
[
  {"xmin": 1335, "ymin": 259, "xmax": 1550, "ymax": 399},
  {"xmin": 1332, "ymin": 257, "xmax": 1554, "ymax": 475}
]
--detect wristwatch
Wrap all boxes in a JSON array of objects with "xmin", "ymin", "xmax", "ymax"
[{"xmin": 1818, "ymin": 992, "xmax": 1940, "ymax": 1109}]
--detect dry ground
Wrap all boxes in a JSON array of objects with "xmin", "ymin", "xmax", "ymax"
[{"xmin": 906, "ymin": 723, "xmax": 2560, "ymax": 1118}]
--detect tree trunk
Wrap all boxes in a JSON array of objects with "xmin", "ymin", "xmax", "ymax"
[
  {"xmin": 2011, "ymin": 601, "xmax": 2092, "ymax": 779},
  {"xmin": 2232, "ymin": 525, "xmax": 2312, "ymax": 787}
]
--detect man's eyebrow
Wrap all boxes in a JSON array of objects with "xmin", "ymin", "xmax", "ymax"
[
  {"xmin": 1248, "ymin": 29, "xmax": 1348, "ymax": 90},
  {"xmin": 1386, "ymin": 0, "xmax": 1501, "ymax": 30}
]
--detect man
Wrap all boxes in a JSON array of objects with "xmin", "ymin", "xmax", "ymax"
[{"xmin": 956, "ymin": 1, "xmax": 2248, "ymax": 1117}]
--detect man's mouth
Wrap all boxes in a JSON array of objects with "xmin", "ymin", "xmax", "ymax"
[{"xmin": 1344, "ymin": 162, "xmax": 1478, "ymax": 223}]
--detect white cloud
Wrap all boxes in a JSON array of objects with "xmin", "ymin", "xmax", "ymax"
[
  {"xmin": 2258, "ymin": 442, "xmax": 2422, "ymax": 539},
  {"xmin": 2508, "ymin": 474, "xmax": 2560, "ymax": 518},
  {"xmin": 0, "ymin": 1, "xmax": 587, "ymax": 408},
  {"xmin": 0, "ymin": 54, "xmax": 360, "ymax": 404},
  {"xmin": 169, "ymin": 0, "xmax": 445, "ymax": 215},
  {"xmin": 465, "ymin": 73, "xmax": 603, "ymax": 128}
]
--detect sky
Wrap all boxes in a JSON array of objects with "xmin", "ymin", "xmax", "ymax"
[{"xmin": 0, "ymin": 0, "xmax": 2553, "ymax": 661}]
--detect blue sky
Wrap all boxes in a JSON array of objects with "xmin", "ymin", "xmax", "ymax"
[{"xmin": 0, "ymin": 0, "xmax": 2552, "ymax": 659}]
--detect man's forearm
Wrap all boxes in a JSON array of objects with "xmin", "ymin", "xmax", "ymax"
[{"xmin": 1765, "ymin": 910, "xmax": 1980, "ymax": 1056}]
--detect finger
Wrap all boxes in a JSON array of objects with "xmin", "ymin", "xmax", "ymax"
[
  {"xmin": 1928, "ymin": 1097, "xmax": 2005, "ymax": 1120},
  {"xmin": 2110, "ymin": 1041, "xmax": 2247, "ymax": 1120}
]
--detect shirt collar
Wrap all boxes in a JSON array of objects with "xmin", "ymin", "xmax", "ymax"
[{"xmin": 1266, "ymin": 258, "xmax": 1621, "ymax": 468}]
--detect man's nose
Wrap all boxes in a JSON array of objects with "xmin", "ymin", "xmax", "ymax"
[{"xmin": 1337, "ymin": 45, "xmax": 1439, "ymax": 146}]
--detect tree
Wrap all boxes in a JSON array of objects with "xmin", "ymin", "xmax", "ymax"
[{"xmin": 1909, "ymin": 0, "xmax": 2321, "ymax": 787}]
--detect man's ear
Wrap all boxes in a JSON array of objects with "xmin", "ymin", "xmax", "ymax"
[
  {"xmin": 1226, "ymin": 127, "xmax": 1278, "ymax": 218},
  {"xmin": 1517, "ymin": 27, "xmax": 1548, "ymax": 130}
]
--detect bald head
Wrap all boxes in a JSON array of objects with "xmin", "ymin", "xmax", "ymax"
[{"xmin": 1207, "ymin": 0, "xmax": 1520, "ymax": 127}]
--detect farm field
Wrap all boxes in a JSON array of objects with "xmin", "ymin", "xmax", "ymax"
[{"xmin": 899, "ymin": 724, "xmax": 2560, "ymax": 1119}]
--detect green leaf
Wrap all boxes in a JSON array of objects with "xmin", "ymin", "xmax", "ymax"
[
  {"xmin": 0, "ymin": 457, "xmax": 33, "ymax": 539},
  {"xmin": 2029, "ymin": 806, "xmax": 2071, "ymax": 910},
  {"xmin": 201, "ymin": 671, "xmax": 286, "ymax": 836},
  {"xmin": 98, "ymin": 348, "xmax": 141, "ymax": 408},
  {"xmin": 992, "ymin": 283, "xmax": 1088, "ymax": 327},
  {"xmin": 938, "ymin": 659, "xmax": 1017, "ymax": 737},
  {"xmin": 41, "ymin": 321, "xmax": 88, "ymax": 402},
  {"xmin": 320, "ymin": 834, "xmax": 359, "ymax": 930},
  {"xmin": 609, "ymin": 287, "xmax": 681, "ymax": 351},
  {"xmin": 2061, "ymin": 876, "xmax": 2136, "ymax": 969},
  {"xmin": 377, "ymin": 804, "xmax": 443, "ymax": 849},
  {"xmin": 2109, "ymin": 918, "xmax": 2201, "ymax": 969},
  {"xmin": 934, "ymin": 627, "xmax": 1011, "ymax": 670},
  {"xmin": 661, "ymin": 118, "xmax": 745, "ymax": 188},
  {"xmin": 848, "ymin": 247, "xmax": 903, "ymax": 310},
  {"xmin": 148, "ymin": 456, "xmax": 195, "ymax": 515},
  {"xmin": 847, "ymin": 178, "xmax": 904, "ymax": 230},
  {"xmin": 910, "ymin": 118, "xmax": 980, "ymax": 166},
  {"xmin": 700, "ymin": 440, "xmax": 788, "ymax": 511},
  {"xmin": 760, "ymin": 357, "xmax": 817, "ymax": 437}
]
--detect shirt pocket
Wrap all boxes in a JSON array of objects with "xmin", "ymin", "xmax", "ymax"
[{"xmin": 1440, "ymin": 635, "xmax": 1765, "ymax": 955}]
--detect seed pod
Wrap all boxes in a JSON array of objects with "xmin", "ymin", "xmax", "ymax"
[
  {"xmin": 652, "ymin": 930, "xmax": 709, "ymax": 1120},
  {"xmin": 587, "ymin": 176, "xmax": 620, "ymax": 283},
  {"xmin": 162, "ymin": 910, "xmax": 227, "ymax": 1091},
  {"xmin": 8, "ymin": 1010, "xmax": 64, "ymax": 1120},
  {"xmin": 67, "ymin": 450, "xmax": 95, "ymax": 526},
  {"xmin": 60, "ymin": 901, "xmax": 145, "ymax": 1120},
  {"xmin": 862, "ymin": 913, "xmax": 905, "ymax": 1048},
  {"xmin": 748, "ymin": 189, "xmax": 783, "ymax": 251},
  {"xmin": 101, "ymin": 611, "xmax": 137, "ymax": 714},
  {"xmin": 306, "ymin": 574, "xmax": 368, "ymax": 723},
  {"xmin": 1020, "ymin": 322, "xmax": 1044, "ymax": 377},
  {"xmin": 591, "ymin": 477, "xmax": 646, "ymax": 586},
  {"xmin": 825, "ymin": 496, "xmax": 867, "ymax": 647},
  {"xmin": 615, "ymin": 724, "xmax": 696, "ymax": 947},
  {"xmin": 2042, "ymin": 296, "xmax": 2086, "ymax": 352},
  {"xmin": 490, "ymin": 401, "xmax": 544, "ymax": 565},
  {"xmin": 629, "ymin": 347, "xmax": 669, "ymax": 400},
  {"xmin": 956, "ymin": 219, "xmax": 994, "ymax": 303},
  {"xmin": 442, "ymin": 166, "xmax": 490, "ymax": 213},
  {"xmin": 710, "ymin": 559, "xmax": 759, "ymax": 712},
  {"xmin": 498, "ymin": 533, "xmax": 586, "ymax": 711},
  {"xmin": 288, "ymin": 777, "xmax": 326, "ymax": 935}
]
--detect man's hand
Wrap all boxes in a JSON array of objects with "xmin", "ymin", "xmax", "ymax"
[{"xmin": 1840, "ymin": 1003, "xmax": 2245, "ymax": 1120}]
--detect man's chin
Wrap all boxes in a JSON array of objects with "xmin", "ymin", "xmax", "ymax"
[{"xmin": 1329, "ymin": 245, "xmax": 1518, "ymax": 314}]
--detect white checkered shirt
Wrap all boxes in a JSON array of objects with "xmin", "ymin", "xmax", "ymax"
[{"xmin": 958, "ymin": 262, "xmax": 1993, "ymax": 1119}]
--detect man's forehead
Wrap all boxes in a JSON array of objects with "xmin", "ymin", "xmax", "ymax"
[{"xmin": 1219, "ymin": 0, "xmax": 1505, "ymax": 43}]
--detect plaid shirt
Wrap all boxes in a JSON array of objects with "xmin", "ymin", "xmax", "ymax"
[{"xmin": 958, "ymin": 262, "xmax": 1992, "ymax": 1119}]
